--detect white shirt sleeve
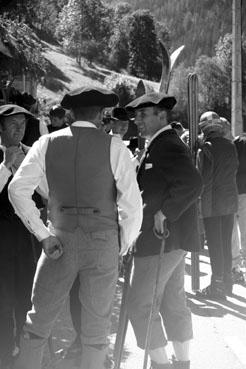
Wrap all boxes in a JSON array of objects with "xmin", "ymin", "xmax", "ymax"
[
  {"xmin": 110, "ymin": 136, "xmax": 143, "ymax": 255},
  {"xmin": 8, "ymin": 135, "xmax": 51, "ymax": 241},
  {"xmin": 0, "ymin": 162, "xmax": 12, "ymax": 192},
  {"xmin": 39, "ymin": 118, "xmax": 49, "ymax": 136}
]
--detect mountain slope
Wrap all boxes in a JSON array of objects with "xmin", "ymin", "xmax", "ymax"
[
  {"xmin": 38, "ymin": 42, "xmax": 159, "ymax": 105},
  {"xmin": 105, "ymin": 0, "xmax": 246, "ymax": 66}
]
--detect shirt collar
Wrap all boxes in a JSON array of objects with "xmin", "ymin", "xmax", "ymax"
[
  {"xmin": 147, "ymin": 124, "xmax": 172, "ymax": 148},
  {"xmin": 71, "ymin": 121, "xmax": 97, "ymax": 128}
]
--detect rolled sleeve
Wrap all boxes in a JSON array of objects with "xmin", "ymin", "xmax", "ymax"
[{"xmin": 8, "ymin": 135, "xmax": 51, "ymax": 241}]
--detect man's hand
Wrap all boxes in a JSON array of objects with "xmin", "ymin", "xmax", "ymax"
[
  {"xmin": 42, "ymin": 235, "xmax": 63, "ymax": 260},
  {"xmin": 154, "ymin": 210, "xmax": 166, "ymax": 235},
  {"xmin": 3, "ymin": 146, "xmax": 20, "ymax": 169}
]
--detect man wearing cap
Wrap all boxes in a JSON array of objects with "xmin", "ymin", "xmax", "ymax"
[
  {"xmin": 48, "ymin": 104, "xmax": 67, "ymax": 133},
  {"xmin": 110, "ymin": 107, "xmax": 129, "ymax": 139},
  {"xmin": 197, "ymin": 111, "xmax": 238, "ymax": 299},
  {"xmin": 125, "ymin": 93, "xmax": 202, "ymax": 369},
  {"xmin": 9, "ymin": 86, "xmax": 143, "ymax": 369},
  {"xmin": 0, "ymin": 104, "xmax": 44, "ymax": 368}
]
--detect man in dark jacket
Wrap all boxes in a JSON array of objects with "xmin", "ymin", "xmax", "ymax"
[
  {"xmin": 0, "ymin": 105, "xmax": 43, "ymax": 369},
  {"xmin": 48, "ymin": 105, "xmax": 67, "ymax": 133},
  {"xmin": 197, "ymin": 111, "xmax": 238, "ymax": 299},
  {"xmin": 231, "ymin": 133, "xmax": 246, "ymax": 281},
  {"xmin": 126, "ymin": 93, "xmax": 202, "ymax": 369}
]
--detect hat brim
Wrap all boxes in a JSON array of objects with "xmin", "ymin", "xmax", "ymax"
[
  {"xmin": 126, "ymin": 95, "xmax": 176, "ymax": 111},
  {"xmin": 0, "ymin": 104, "xmax": 33, "ymax": 118}
]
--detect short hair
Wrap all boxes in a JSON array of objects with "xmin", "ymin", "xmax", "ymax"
[
  {"xmin": 72, "ymin": 105, "xmax": 103, "ymax": 121},
  {"xmin": 49, "ymin": 105, "xmax": 66, "ymax": 119}
]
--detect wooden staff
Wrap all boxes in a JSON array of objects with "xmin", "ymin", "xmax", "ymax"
[
  {"xmin": 188, "ymin": 73, "xmax": 200, "ymax": 292},
  {"xmin": 142, "ymin": 223, "xmax": 169, "ymax": 369},
  {"xmin": 113, "ymin": 252, "xmax": 134, "ymax": 369}
]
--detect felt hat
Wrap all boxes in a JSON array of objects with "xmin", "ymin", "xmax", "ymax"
[
  {"xmin": 0, "ymin": 104, "xmax": 33, "ymax": 118},
  {"xmin": 61, "ymin": 86, "xmax": 119, "ymax": 109},
  {"xmin": 125, "ymin": 92, "xmax": 177, "ymax": 111},
  {"xmin": 111, "ymin": 107, "xmax": 130, "ymax": 121}
]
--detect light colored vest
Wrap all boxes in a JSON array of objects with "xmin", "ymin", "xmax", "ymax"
[{"xmin": 45, "ymin": 126, "xmax": 118, "ymax": 232}]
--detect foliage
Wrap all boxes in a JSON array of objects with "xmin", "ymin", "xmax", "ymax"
[
  {"xmin": 55, "ymin": 0, "xmax": 81, "ymax": 55},
  {"xmin": 108, "ymin": 15, "xmax": 131, "ymax": 70},
  {"xmin": 191, "ymin": 33, "xmax": 246, "ymax": 119},
  {"xmin": 0, "ymin": 15, "xmax": 47, "ymax": 78},
  {"xmin": 155, "ymin": 21, "xmax": 171, "ymax": 49},
  {"xmin": 81, "ymin": 40, "xmax": 101, "ymax": 64},
  {"xmin": 104, "ymin": 74, "xmax": 136, "ymax": 106},
  {"xmin": 56, "ymin": 0, "xmax": 113, "ymax": 62},
  {"xmin": 128, "ymin": 9, "xmax": 161, "ymax": 80},
  {"xmin": 105, "ymin": 0, "xmax": 246, "ymax": 67}
]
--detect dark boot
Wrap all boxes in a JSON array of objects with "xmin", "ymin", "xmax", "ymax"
[
  {"xmin": 196, "ymin": 278, "xmax": 226, "ymax": 300},
  {"xmin": 172, "ymin": 358, "xmax": 190, "ymax": 369}
]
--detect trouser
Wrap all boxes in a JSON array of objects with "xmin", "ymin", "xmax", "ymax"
[
  {"xmin": 0, "ymin": 218, "xmax": 36, "ymax": 366},
  {"xmin": 15, "ymin": 226, "xmax": 119, "ymax": 369},
  {"xmin": 128, "ymin": 249, "xmax": 193, "ymax": 350},
  {"xmin": 203, "ymin": 214, "xmax": 234, "ymax": 281},
  {"xmin": 231, "ymin": 194, "xmax": 246, "ymax": 267}
]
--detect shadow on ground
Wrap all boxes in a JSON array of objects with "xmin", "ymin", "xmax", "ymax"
[
  {"xmin": 187, "ymin": 291, "xmax": 246, "ymax": 320},
  {"xmin": 43, "ymin": 59, "xmax": 71, "ymax": 92}
]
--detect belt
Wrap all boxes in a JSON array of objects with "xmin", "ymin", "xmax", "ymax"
[{"xmin": 59, "ymin": 206, "xmax": 100, "ymax": 215}]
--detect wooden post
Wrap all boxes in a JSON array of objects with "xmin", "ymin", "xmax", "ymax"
[
  {"xmin": 232, "ymin": 0, "xmax": 243, "ymax": 136},
  {"xmin": 188, "ymin": 73, "xmax": 200, "ymax": 292}
]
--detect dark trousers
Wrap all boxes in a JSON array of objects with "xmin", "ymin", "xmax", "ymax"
[
  {"xmin": 203, "ymin": 214, "xmax": 234, "ymax": 281},
  {"xmin": 0, "ymin": 218, "xmax": 37, "ymax": 365}
]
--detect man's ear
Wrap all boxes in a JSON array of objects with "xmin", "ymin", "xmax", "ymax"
[{"xmin": 98, "ymin": 108, "xmax": 105, "ymax": 122}]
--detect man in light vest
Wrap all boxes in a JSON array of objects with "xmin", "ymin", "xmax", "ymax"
[{"xmin": 9, "ymin": 86, "xmax": 143, "ymax": 369}]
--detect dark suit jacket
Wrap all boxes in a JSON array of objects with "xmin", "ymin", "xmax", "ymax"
[
  {"xmin": 135, "ymin": 128, "xmax": 203, "ymax": 257},
  {"xmin": 0, "ymin": 148, "xmax": 44, "ymax": 220},
  {"xmin": 198, "ymin": 136, "xmax": 238, "ymax": 218}
]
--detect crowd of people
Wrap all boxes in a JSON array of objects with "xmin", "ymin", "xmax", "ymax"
[{"xmin": 0, "ymin": 85, "xmax": 245, "ymax": 369}]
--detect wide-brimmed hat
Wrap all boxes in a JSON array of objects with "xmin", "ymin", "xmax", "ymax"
[
  {"xmin": 111, "ymin": 107, "xmax": 130, "ymax": 121},
  {"xmin": 61, "ymin": 86, "xmax": 119, "ymax": 109},
  {"xmin": 0, "ymin": 104, "xmax": 33, "ymax": 118},
  {"xmin": 125, "ymin": 92, "xmax": 177, "ymax": 111}
]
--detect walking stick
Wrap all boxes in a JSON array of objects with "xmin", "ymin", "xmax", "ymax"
[
  {"xmin": 188, "ymin": 73, "xmax": 200, "ymax": 292},
  {"xmin": 142, "ymin": 222, "xmax": 169, "ymax": 369},
  {"xmin": 114, "ymin": 251, "xmax": 134, "ymax": 369}
]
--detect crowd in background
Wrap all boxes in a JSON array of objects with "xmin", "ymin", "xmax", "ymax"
[{"xmin": 0, "ymin": 86, "xmax": 246, "ymax": 369}]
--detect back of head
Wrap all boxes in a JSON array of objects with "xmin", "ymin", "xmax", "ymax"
[
  {"xmin": 199, "ymin": 111, "xmax": 223, "ymax": 137},
  {"xmin": 49, "ymin": 105, "xmax": 66, "ymax": 119}
]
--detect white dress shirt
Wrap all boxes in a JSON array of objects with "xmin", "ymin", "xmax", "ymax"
[
  {"xmin": 9, "ymin": 121, "xmax": 143, "ymax": 254},
  {"xmin": 0, "ymin": 162, "xmax": 11, "ymax": 192}
]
